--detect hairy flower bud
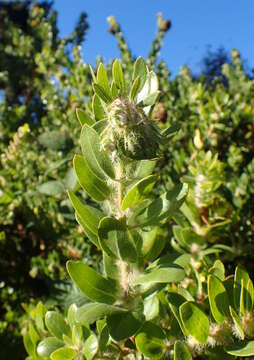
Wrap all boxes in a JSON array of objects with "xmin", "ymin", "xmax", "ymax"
[{"xmin": 107, "ymin": 98, "xmax": 162, "ymax": 160}]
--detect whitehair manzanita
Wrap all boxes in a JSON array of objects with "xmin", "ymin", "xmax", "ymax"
[{"xmin": 25, "ymin": 58, "xmax": 254, "ymax": 360}]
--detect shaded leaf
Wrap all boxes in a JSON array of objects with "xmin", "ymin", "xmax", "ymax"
[
  {"xmin": 180, "ymin": 302, "xmax": 209, "ymax": 344},
  {"xmin": 68, "ymin": 191, "xmax": 102, "ymax": 235},
  {"xmin": 98, "ymin": 217, "xmax": 137, "ymax": 262},
  {"xmin": 81, "ymin": 125, "xmax": 115, "ymax": 179},
  {"xmin": 37, "ymin": 338, "xmax": 64, "ymax": 357},
  {"xmin": 208, "ymin": 275, "xmax": 230, "ymax": 324},
  {"xmin": 226, "ymin": 341, "xmax": 254, "ymax": 357},
  {"xmin": 76, "ymin": 303, "xmax": 125, "ymax": 324},
  {"xmin": 51, "ymin": 347, "xmax": 76, "ymax": 360},
  {"xmin": 122, "ymin": 175, "xmax": 158, "ymax": 211},
  {"xmin": 136, "ymin": 322, "xmax": 165, "ymax": 359},
  {"xmin": 174, "ymin": 341, "xmax": 192, "ymax": 360},
  {"xmin": 45, "ymin": 311, "xmax": 70, "ymax": 339},
  {"xmin": 74, "ymin": 155, "xmax": 111, "ymax": 201},
  {"xmin": 107, "ymin": 312, "xmax": 143, "ymax": 341},
  {"xmin": 67, "ymin": 261, "xmax": 117, "ymax": 304},
  {"xmin": 76, "ymin": 108, "xmax": 94, "ymax": 126}
]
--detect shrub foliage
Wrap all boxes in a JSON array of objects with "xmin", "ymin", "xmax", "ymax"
[{"xmin": 1, "ymin": 2, "xmax": 254, "ymax": 359}]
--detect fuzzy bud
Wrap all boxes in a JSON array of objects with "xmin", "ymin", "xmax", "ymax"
[{"xmin": 107, "ymin": 98, "xmax": 161, "ymax": 160}]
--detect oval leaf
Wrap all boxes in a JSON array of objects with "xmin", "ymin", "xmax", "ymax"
[
  {"xmin": 136, "ymin": 322, "xmax": 165, "ymax": 359},
  {"xmin": 122, "ymin": 175, "xmax": 158, "ymax": 211},
  {"xmin": 81, "ymin": 125, "xmax": 115, "ymax": 180},
  {"xmin": 68, "ymin": 191, "xmax": 102, "ymax": 235},
  {"xmin": 226, "ymin": 341, "xmax": 254, "ymax": 357},
  {"xmin": 82, "ymin": 334, "xmax": 98, "ymax": 360},
  {"xmin": 112, "ymin": 59, "xmax": 126, "ymax": 94},
  {"xmin": 76, "ymin": 303, "xmax": 125, "ymax": 325},
  {"xmin": 45, "ymin": 311, "xmax": 70, "ymax": 339},
  {"xmin": 97, "ymin": 63, "xmax": 111, "ymax": 96},
  {"xmin": 132, "ymin": 56, "xmax": 147, "ymax": 90},
  {"xmin": 98, "ymin": 217, "xmax": 137, "ymax": 262},
  {"xmin": 37, "ymin": 338, "xmax": 64, "ymax": 357},
  {"xmin": 174, "ymin": 341, "xmax": 192, "ymax": 360},
  {"xmin": 74, "ymin": 155, "xmax": 111, "ymax": 202},
  {"xmin": 180, "ymin": 302, "xmax": 209, "ymax": 344},
  {"xmin": 67, "ymin": 261, "xmax": 117, "ymax": 304},
  {"xmin": 51, "ymin": 347, "xmax": 76, "ymax": 360},
  {"xmin": 208, "ymin": 275, "xmax": 230, "ymax": 324},
  {"xmin": 107, "ymin": 312, "xmax": 143, "ymax": 341},
  {"xmin": 130, "ymin": 184, "xmax": 188, "ymax": 227},
  {"xmin": 93, "ymin": 83, "xmax": 112, "ymax": 104},
  {"xmin": 132, "ymin": 266, "xmax": 185, "ymax": 287},
  {"xmin": 92, "ymin": 94, "xmax": 106, "ymax": 121},
  {"xmin": 76, "ymin": 108, "xmax": 94, "ymax": 126}
]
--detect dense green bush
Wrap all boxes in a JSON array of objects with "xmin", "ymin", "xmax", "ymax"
[
  {"xmin": 23, "ymin": 56, "xmax": 254, "ymax": 360},
  {"xmin": 1, "ymin": 2, "xmax": 254, "ymax": 359}
]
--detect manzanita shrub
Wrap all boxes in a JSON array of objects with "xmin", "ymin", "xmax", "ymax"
[{"xmin": 23, "ymin": 59, "xmax": 254, "ymax": 359}]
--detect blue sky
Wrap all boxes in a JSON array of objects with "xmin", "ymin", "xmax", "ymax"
[{"xmin": 54, "ymin": 0, "xmax": 254, "ymax": 76}]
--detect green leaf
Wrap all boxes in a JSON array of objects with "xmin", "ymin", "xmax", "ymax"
[
  {"xmin": 132, "ymin": 265, "xmax": 185, "ymax": 287},
  {"xmin": 230, "ymin": 306, "xmax": 244, "ymax": 340},
  {"xmin": 45, "ymin": 311, "xmax": 70, "ymax": 339},
  {"xmin": 112, "ymin": 59, "xmax": 126, "ymax": 93},
  {"xmin": 76, "ymin": 303, "xmax": 125, "ymax": 324},
  {"xmin": 132, "ymin": 56, "xmax": 147, "ymax": 90},
  {"xmin": 111, "ymin": 80, "xmax": 118, "ymax": 98},
  {"xmin": 81, "ymin": 125, "xmax": 115, "ymax": 180},
  {"xmin": 144, "ymin": 293, "xmax": 159, "ymax": 321},
  {"xmin": 23, "ymin": 333, "xmax": 34, "ymax": 356},
  {"xmin": 92, "ymin": 94, "xmax": 105, "ymax": 121},
  {"xmin": 76, "ymin": 108, "xmax": 95, "ymax": 126},
  {"xmin": 234, "ymin": 266, "xmax": 250, "ymax": 313},
  {"xmin": 98, "ymin": 325, "xmax": 109, "ymax": 352},
  {"xmin": 50, "ymin": 347, "xmax": 76, "ymax": 360},
  {"xmin": 137, "ymin": 71, "xmax": 158, "ymax": 105},
  {"xmin": 67, "ymin": 304, "xmax": 77, "ymax": 328},
  {"xmin": 97, "ymin": 63, "xmax": 111, "ymax": 96},
  {"xmin": 67, "ymin": 261, "xmax": 117, "ymax": 304},
  {"xmin": 135, "ymin": 159, "xmax": 157, "ymax": 179},
  {"xmin": 180, "ymin": 302, "xmax": 209, "ymax": 344},
  {"xmin": 223, "ymin": 275, "xmax": 235, "ymax": 309},
  {"xmin": 209, "ymin": 260, "xmax": 225, "ymax": 281},
  {"xmin": 174, "ymin": 341, "xmax": 192, "ymax": 360},
  {"xmin": 136, "ymin": 322, "xmax": 165, "ymax": 359},
  {"xmin": 68, "ymin": 191, "xmax": 101, "ymax": 235},
  {"xmin": 226, "ymin": 341, "xmax": 254, "ymax": 357},
  {"xmin": 93, "ymin": 83, "xmax": 112, "ymax": 104},
  {"xmin": 28, "ymin": 323, "xmax": 40, "ymax": 345},
  {"xmin": 98, "ymin": 217, "xmax": 137, "ymax": 262},
  {"xmin": 74, "ymin": 155, "xmax": 111, "ymax": 202},
  {"xmin": 103, "ymin": 252, "xmax": 121, "ymax": 280},
  {"xmin": 76, "ymin": 213, "xmax": 100, "ymax": 247},
  {"xmin": 37, "ymin": 338, "xmax": 64, "ymax": 357},
  {"xmin": 72, "ymin": 323, "xmax": 87, "ymax": 347},
  {"xmin": 208, "ymin": 275, "xmax": 230, "ymax": 324},
  {"xmin": 130, "ymin": 75, "xmax": 141, "ymax": 100},
  {"xmin": 168, "ymin": 292, "xmax": 188, "ymax": 335},
  {"xmin": 107, "ymin": 312, "xmax": 143, "ymax": 341},
  {"xmin": 131, "ymin": 184, "xmax": 188, "ymax": 227},
  {"xmin": 247, "ymin": 278, "xmax": 254, "ymax": 312},
  {"xmin": 38, "ymin": 181, "xmax": 65, "ymax": 196},
  {"xmin": 161, "ymin": 122, "xmax": 181, "ymax": 138},
  {"xmin": 92, "ymin": 119, "xmax": 107, "ymax": 134},
  {"xmin": 143, "ymin": 90, "xmax": 160, "ymax": 106},
  {"xmin": 82, "ymin": 334, "xmax": 98, "ymax": 360},
  {"xmin": 122, "ymin": 175, "xmax": 158, "ymax": 211}
]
